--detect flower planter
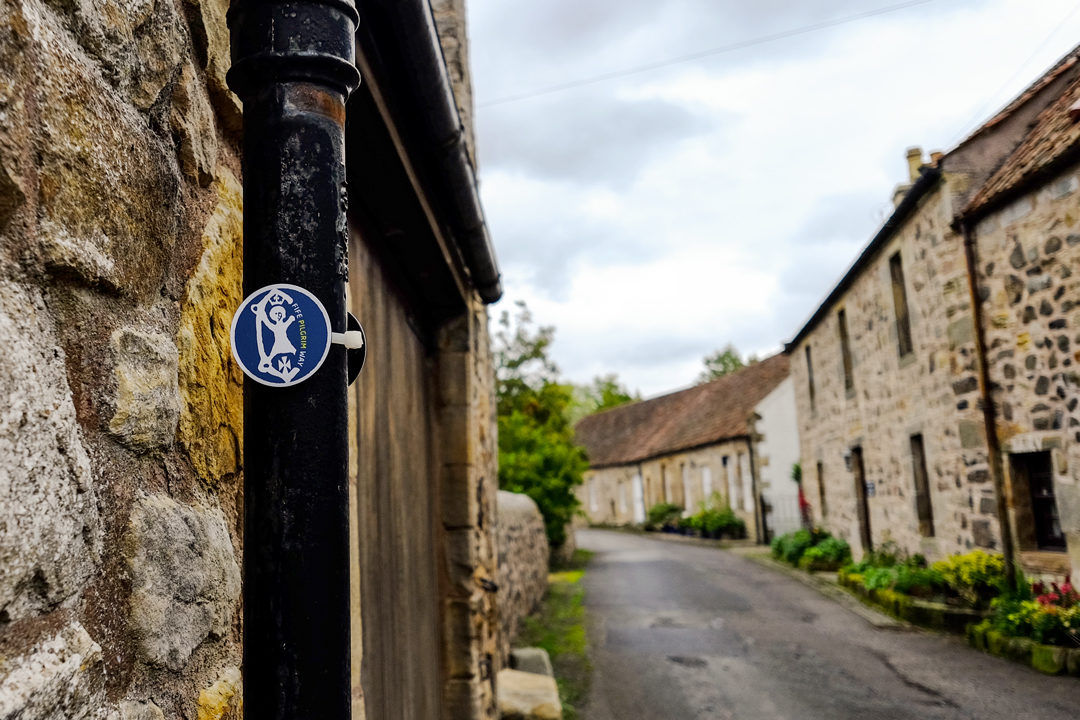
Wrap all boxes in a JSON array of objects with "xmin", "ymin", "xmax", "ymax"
[{"xmin": 968, "ymin": 621, "xmax": 1080, "ymax": 676}]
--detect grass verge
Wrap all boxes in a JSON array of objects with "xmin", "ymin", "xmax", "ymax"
[{"xmin": 517, "ymin": 549, "xmax": 594, "ymax": 720}]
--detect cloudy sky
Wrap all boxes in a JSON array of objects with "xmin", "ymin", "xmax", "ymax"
[{"xmin": 467, "ymin": 0, "xmax": 1080, "ymax": 397}]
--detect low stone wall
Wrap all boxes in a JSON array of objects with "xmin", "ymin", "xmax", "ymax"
[
  {"xmin": 496, "ymin": 492, "xmax": 549, "ymax": 665},
  {"xmin": 838, "ymin": 571, "xmax": 986, "ymax": 634}
]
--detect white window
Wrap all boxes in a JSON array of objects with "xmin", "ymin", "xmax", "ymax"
[
  {"xmin": 702, "ymin": 466, "xmax": 713, "ymax": 499},
  {"xmin": 589, "ymin": 479, "xmax": 598, "ymax": 512},
  {"xmin": 739, "ymin": 454, "xmax": 754, "ymax": 512},
  {"xmin": 681, "ymin": 464, "xmax": 691, "ymax": 509}
]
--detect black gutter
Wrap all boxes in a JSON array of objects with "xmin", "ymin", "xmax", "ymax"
[
  {"xmin": 227, "ymin": 2, "xmax": 360, "ymax": 718},
  {"xmin": 785, "ymin": 167, "xmax": 942, "ymax": 352},
  {"xmin": 353, "ymin": 0, "xmax": 502, "ymax": 304}
]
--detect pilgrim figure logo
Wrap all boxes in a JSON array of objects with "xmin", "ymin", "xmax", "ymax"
[
  {"xmin": 252, "ymin": 289, "xmax": 301, "ymax": 382},
  {"xmin": 230, "ymin": 283, "xmax": 332, "ymax": 387}
]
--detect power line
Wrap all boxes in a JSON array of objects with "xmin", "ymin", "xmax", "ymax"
[
  {"xmin": 947, "ymin": 0, "xmax": 1080, "ymax": 147},
  {"xmin": 479, "ymin": 0, "xmax": 934, "ymax": 108}
]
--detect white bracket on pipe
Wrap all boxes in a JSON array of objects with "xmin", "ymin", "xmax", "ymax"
[{"xmin": 331, "ymin": 331, "xmax": 366, "ymax": 350}]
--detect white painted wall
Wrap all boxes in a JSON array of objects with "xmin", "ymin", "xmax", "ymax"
[{"xmin": 754, "ymin": 376, "xmax": 802, "ymax": 536}]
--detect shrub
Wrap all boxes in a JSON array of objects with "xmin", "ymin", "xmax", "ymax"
[
  {"xmin": 931, "ymin": 550, "xmax": 1006, "ymax": 609},
  {"xmin": 798, "ymin": 537, "xmax": 851, "ymax": 571},
  {"xmin": 771, "ymin": 528, "xmax": 832, "ymax": 566},
  {"xmin": 645, "ymin": 502, "xmax": 683, "ymax": 531}
]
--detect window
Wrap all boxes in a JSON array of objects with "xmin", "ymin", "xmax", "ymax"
[
  {"xmin": 838, "ymin": 309, "xmax": 854, "ymax": 393},
  {"xmin": 738, "ymin": 453, "xmax": 753, "ymax": 513},
  {"xmin": 816, "ymin": 461, "xmax": 827, "ymax": 517},
  {"xmin": 890, "ymin": 252, "xmax": 914, "ymax": 357},
  {"xmin": 589, "ymin": 479, "xmax": 598, "ymax": 512},
  {"xmin": 805, "ymin": 345, "xmax": 816, "ymax": 411},
  {"xmin": 910, "ymin": 434, "xmax": 934, "ymax": 537},
  {"xmin": 702, "ymin": 466, "xmax": 713, "ymax": 499}
]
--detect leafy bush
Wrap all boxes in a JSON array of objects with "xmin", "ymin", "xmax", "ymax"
[
  {"xmin": 771, "ymin": 528, "xmax": 832, "ymax": 566},
  {"xmin": 680, "ymin": 494, "xmax": 746, "ymax": 538},
  {"xmin": 931, "ymin": 550, "xmax": 1006, "ymax": 609},
  {"xmin": 645, "ymin": 502, "xmax": 683, "ymax": 531},
  {"xmin": 798, "ymin": 537, "xmax": 851, "ymax": 571}
]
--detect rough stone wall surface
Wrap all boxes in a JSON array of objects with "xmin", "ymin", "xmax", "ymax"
[
  {"xmin": 438, "ymin": 298, "xmax": 500, "ymax": 719},
  {"xmin": 789, "ymin": 181, "xmax": 997, "ymax": 561},
  {"xmin": 431, "ymin": 0, "xmax": 476, "ymax": 165},
  {"xmin": 973, "ymin": 162, "xmax": 1080, "ymax": 576},
  {"xmin": 495, "ymin": 491, "xmax": 548, "ymax": 666},
  {"xmin": 580, "ymin": 439, "xmax": 759, "ymax": 535},
  {"xmin": 0, "ymin": 0, "xmax": 244, "ymax": 717}
]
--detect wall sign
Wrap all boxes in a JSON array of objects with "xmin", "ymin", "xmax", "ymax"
[{"xmin": 230, "ymin": 284, "xmax": 331, "ymax": 387}]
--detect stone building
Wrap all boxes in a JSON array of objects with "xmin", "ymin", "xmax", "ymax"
[
  {"xmin": 0, "ymin": 1, "xmax": 506, "ymax": 719},
  {"xmin": 574, "ymin": 355, "xmax": 798, "ymax": 541},
  {"xmin": 961, "ymin": 69, "xmax": 1080, "ymax": 578},
  {"xmin": 786, "ymin": 49, "xmax": 1080, "ymax": 567}
]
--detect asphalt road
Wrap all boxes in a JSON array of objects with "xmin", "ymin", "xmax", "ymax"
[{"xmin": 578, "ymin": 529, "xmax": 1080, "ymax": 720}]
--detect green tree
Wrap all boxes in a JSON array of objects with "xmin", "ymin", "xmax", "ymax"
[
  {"xmin": 495, "ymin": 302, "xmax": 588, "ymax": 549},
  {"xmin": 697, "ymin": 344, "xmax": 756, "ymax": 384},
  {"xmin": 567, "ymin": 373, "xmax": 640, "ymax": 424}
]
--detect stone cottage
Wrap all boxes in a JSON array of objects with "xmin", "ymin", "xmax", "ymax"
[
  {"xmin": 574, "ymin": 355, "xmax": 799, "ymax": 541},
  {"xmin": 960, "ymin": 69, "xmax": 1080, "ymax": 578},
  {"xmin": 786, "ymin": 48, "xmax": 1080, "ymax": 566},
  {"xmin": 0, "ymin": 0, "xmax": 507, "ymax": 719}
]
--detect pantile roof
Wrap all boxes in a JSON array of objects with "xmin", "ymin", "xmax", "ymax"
[
  {"xmin": 574, "ymin": 354, "xmax": 789, "ymax": 468},
  {"xmin": 966, "ymin": 71, "xmax": 1080, "ymax": 217}
]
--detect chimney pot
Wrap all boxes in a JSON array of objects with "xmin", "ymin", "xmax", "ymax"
[
  {"xmin": 930, "ymin": 150, "xmax": 944, "ymax": 166},
  {"xmin": 906, "ymin": 146, "xmax": 923, "ymax": 182}
]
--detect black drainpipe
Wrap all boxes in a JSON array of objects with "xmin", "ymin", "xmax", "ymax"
[
  {"xmin": 960, "ymin": 220, "xmax": 1017, "ymax": 588},
  {"xmin": 227, "ymin": 1, "xmax": 361, "ymax": 717}
]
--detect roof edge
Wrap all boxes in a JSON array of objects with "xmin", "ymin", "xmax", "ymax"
[
  {"xmin": 785, "ymin": 167, "xmax": 941, "ymax": 352},
  {"xmin": 586, "ymin": 435, "xmax": 753, "ymax": 471}
]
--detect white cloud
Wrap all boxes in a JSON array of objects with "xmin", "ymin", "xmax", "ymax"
[{"xmin": 470, "ymin": 0, "xmax": 1080, "ymax": 396}]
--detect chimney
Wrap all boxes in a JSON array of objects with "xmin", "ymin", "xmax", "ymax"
[
  {"xmin": 930, "ymin": 150, "xmax": 944, "ymax": 166},
  {"xmin": 906, "ymin": 146, "xmax": 923, "ymax": 182}
]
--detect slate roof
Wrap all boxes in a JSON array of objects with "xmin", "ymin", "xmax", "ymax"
[
  {"xmin": 574, "ymin": 354, "xmax": 790, "ymax": 468},
  {"xmin": 966, "ymin": 71, "xmax": 1080, "ymax": 218}
]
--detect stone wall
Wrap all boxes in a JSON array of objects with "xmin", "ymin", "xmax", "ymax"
[
  {"xmin": 0, "ymin": 0, "xmax": 244, "ymax": 716},
  {"xmin": 580, "ymin": 438, "xmax": 760, "ymax": 536},
  {"xmin": 437, "ymin": 298, "xmax": 501, "ymax": 719},
  {"xmin": 789, "ymin": 180, "xmax": 997, "ymax": 561},
  {"xmin": 495, "ymin": 491, "xmax": 548, "ymax": 666},
  {"xmin": 973, "ymin": 160, "xmax": 1080, "ymax": 576}
]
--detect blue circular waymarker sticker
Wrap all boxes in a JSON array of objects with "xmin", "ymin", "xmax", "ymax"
[{"xmin": 230, "ymin": 284, "xmax": 332, "ymax": 387}]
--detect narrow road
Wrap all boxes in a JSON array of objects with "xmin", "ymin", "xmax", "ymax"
[{"xmin": 578, "ymin": 529, "xmax": 1080, "ymax": 720}]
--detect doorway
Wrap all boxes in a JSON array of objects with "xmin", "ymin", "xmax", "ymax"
[
  {"xmin": 1010, "ymin": 451, "xmax": 1066, "ymax": 551},
  {"xmin": 852, "ymin": 447, "xmax": 871, "ymax": 553}
]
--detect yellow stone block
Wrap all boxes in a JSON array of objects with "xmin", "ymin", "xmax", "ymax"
[{"xmin": 177, "ymin": 169, "xmax": 244, "ymax": 486}]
